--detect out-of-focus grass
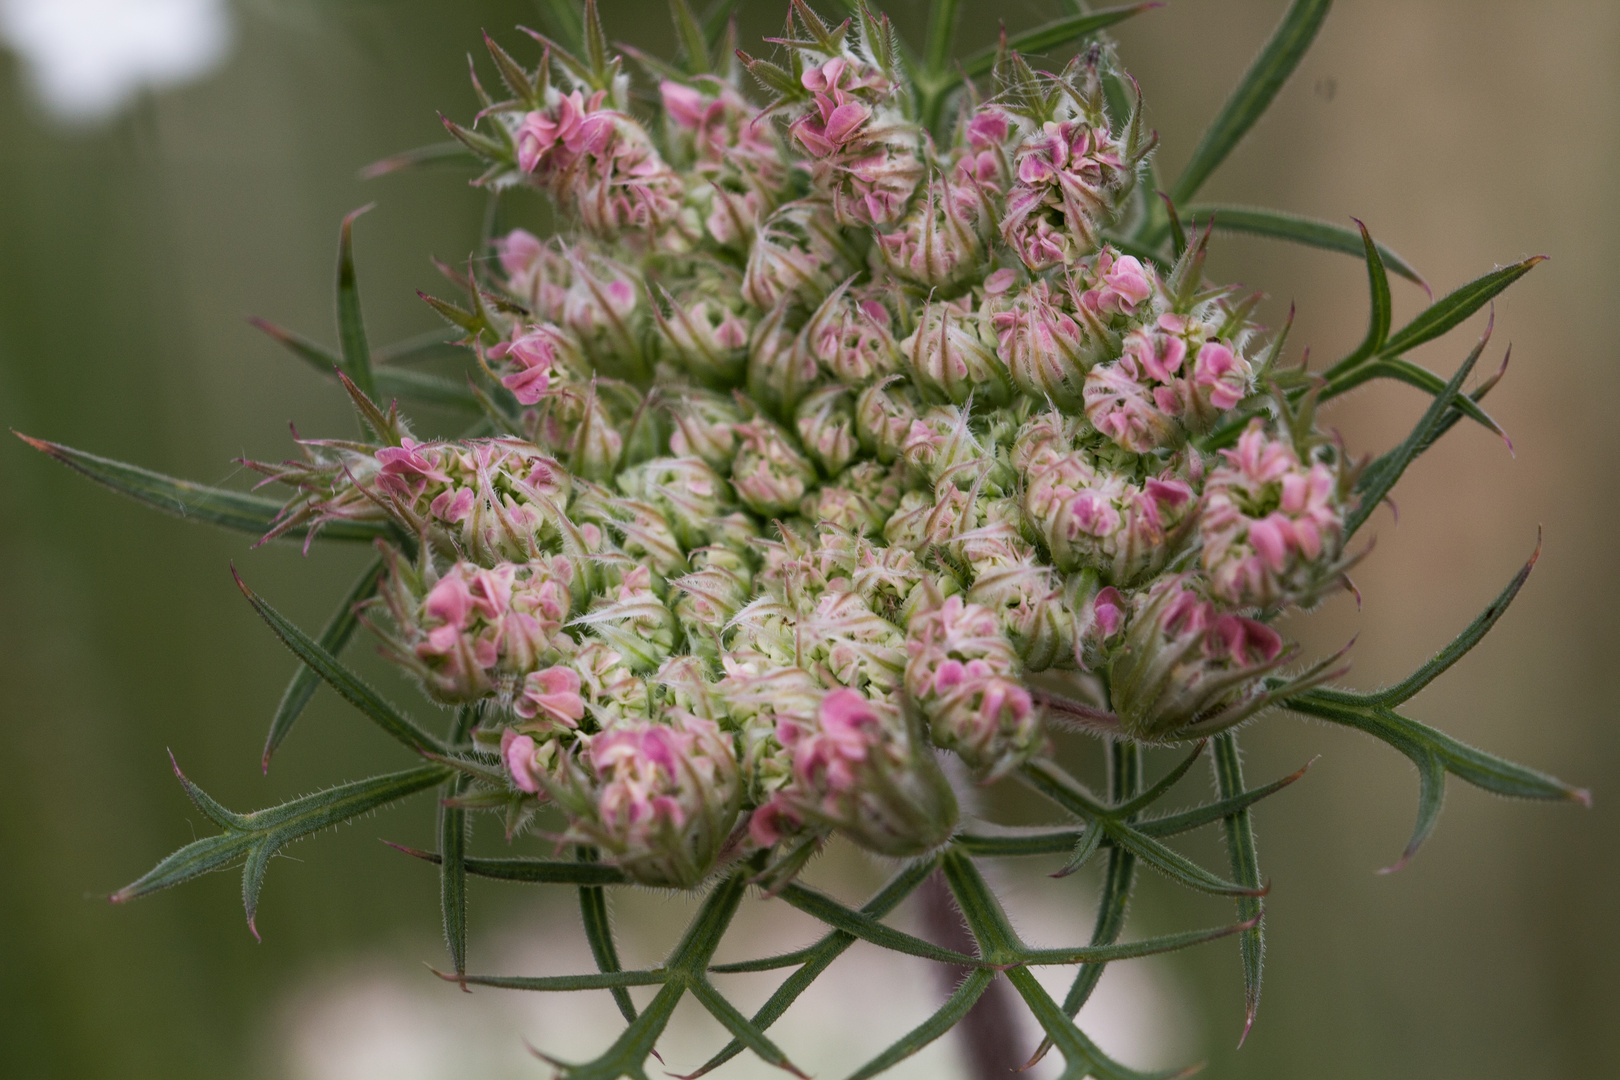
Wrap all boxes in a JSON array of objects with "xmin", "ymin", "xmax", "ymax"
[{"xmin": 0, "ymin": 2, "xmax": 1614, "ymax": 1077}]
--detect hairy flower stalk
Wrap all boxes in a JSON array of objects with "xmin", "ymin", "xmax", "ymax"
[{"xmin": 43, "ymin": 4, "xmax": 1587, "ymax": 1078}]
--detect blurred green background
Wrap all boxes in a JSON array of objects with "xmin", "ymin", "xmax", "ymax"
[{"xmin": 1, "ymin": 1, "xmax": 1615, "ymax": 1077}]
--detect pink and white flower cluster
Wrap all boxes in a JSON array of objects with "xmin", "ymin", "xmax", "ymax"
[{"xmin": 254, "ymin": 17, "xmax": 1363, "ymax": 890}]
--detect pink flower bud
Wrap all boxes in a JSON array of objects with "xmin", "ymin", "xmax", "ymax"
[
  {"xmin": 1023, "ymin": 452, "xmax": 1198, "ymax": 583},
  {"xmin": 1200, "ymin": 421, "xmax": 1353, "ymax": 610},
  {"xmin": 514, "ymin": 665, "xmax": 587, "ymax": 726},
  {"xmin": 795, "ymin": 384, "xmax": 860, "ymax": 475},
  {"xmin": 904, "ymin": 594, "xmax": 1046, "ymax": 779},
  {"xmin": 554, "ymin": 710, "xmax": 742, "ymax": 888},
  {"xmin": 376, "ymin": 553, "xmax": 576, "ymax": 704},
  {"xmin": 901, "ymin": 298, "xmax": 1009, "ymax": 404},
  {"xmin": 1105, "ymin": 576, "xmax": 1319, "ymax": 742},
  {"xmin": 992, "ymin": 280, "xmax": 1101, "ymax": 407},
  {"xmin": 802, "ymin": 282, "xmax": 902, "ymax": 385},
  {"xmin": 751, "ymin": 689, "xmax": 957, "ymax": 858},
  {"xmin": 730, "ymin": 418, "xmax": 817, "ymax": 516}
]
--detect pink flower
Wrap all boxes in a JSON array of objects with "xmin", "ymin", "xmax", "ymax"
[
  {"xmin": 754, "ymin": 689, "xmax": 957, "ymax": 858},
  {"xmin": 501, "ymin": 729, "xmax": 544, "ymax": 794},
  {"xmin": 496, "ymin": 228, "xmax": 544, "ymax": 278},
  {"xmin": 490, "ymin": 326, "xmax": 563, "ymax": 405},
  {"xmin": 658, "ymin": 80, "xmax": 713, "ymax": 130},
  {"xmin": 1086, "ymin": 250, "xmax": 1154, "ymax": 315},
  {"xmin": 1193, "ymin": 341, "xmax": 1246, "ymax": 410},
  {"xmin": 555, "ymin": 711, "xmax": 740, "ymax": 889},
  {"xmin": 1200, "ymin": 422, "xmax": 1351, "ymax": 609},
  {"xmin": 1092, "ymin": 586, "xmax": 1126, "ymax": 638}
]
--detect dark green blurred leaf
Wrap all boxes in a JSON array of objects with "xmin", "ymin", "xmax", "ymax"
[
  {"xmin": 579, "ymin": 848, "xmax": 638, "ymax": 1024},
  {"xmin": 261, "ymin": 558, "xmax": 384, "ymax": 772},
  {"xmin": 335, "ymin": 206, "xmax": 378, "ymax": 404},
  {"xmin": 1170, "ymin": 0, "xmax": 1333, "ymax": 205},
  {"xmin": 1213, "ymin": 733, "xmax": 1265, "ymax": 1045},
  {"xmin": 1180, "ymin": 204, "xmax": 1424, "ymax": 284},
  {"xmin": 234, "ymin": 570, "xmax": 445, "ymax": 756},
  {"xmin": 13, "ymin": 434, "xmax": 387, "ymax": 543},
  {"xmin": 1334, "ymin": 219, "xmax": 1393, "ymax": 371},
  {"xmin": 112, "ymin": 762, "xmax": 449, "ymax": 935},
  {"xmin": 1377, "ymin": 256, "xmax": 1545, "ymax": 361},
  {"xmin": 1286, "ymin": 689, "xmax": 1588, "ymax": 870}
]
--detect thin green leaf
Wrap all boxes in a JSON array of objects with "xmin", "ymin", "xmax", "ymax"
[
  {"xmin": 452, "ymin": 969, "xmax": 670, "ymax": 992},
  {"xmin": 1378, "ymin": 256, "xmax": 1545, "ymax": 360},
  {"xmin": 923, "ymin": 0, "xmax": 962, "ymax": 76},
  {"xmin": 1365, "ymin": 536, "xmax": 1540, "ymax": 707},
  {"xmin": 1170, "ymin": 0, "xmax": 1333, "ymax": 205},
  {"xmin": 1024, "ymin": 760, "xmax": 1264, "ymax": 896},
  {"xmin": 684, "ymin": 860, "xmax": 935, "ymax": 1079},
  {"xmin": 1323, "ymin": 354, "xmax": 1505, "ymax": 440},
  {"xmin": 1051, "ymin": 822, "xmax": 1106, "ymax": 879},
  {"xmin": 438, "ymin": 784, "xmax": 470, "ymax": 978},
  {"xmin": 939, "ymin": 851, "xmax": 1019, "ymax": 960},
  {"xmin": 484, "ymin": 31, "xmax": 537, "ymax": 107},
  {"xmin": 776, "ymin": 882, "xmax": 989, "ymax": 967},
  {"xmin": 952, "ymin": 829, "xmax": 1083, "ymax": 857},
  {"xmin": 1033, "ymin": 744, "xmax": 1140, "ymax": 1071},
  {"xmin": 360, "ymin": 141, "xmax": 477, "ymax": 179},
  {"xmin": 1213, "ymin": 733, "xmax": 1266, "ymax": 1045},
  {"xmin": 233, "ymin": 570, "xmax": 445, "ymax": 756},
  {"xmin": 583, "ymin": 0, "xmax": 612, "ymax": 86},
  {"xmin": 945, "ymin": 850, "xmax": 1175, "ymax": 1080},
  {"xmin": 1116, "ymin": 741, "xmax": 1207, "ymax": 816},
  {"xmin": 958, "ymin": 4, "xmax": 1157, "ymax": 81},
  {"xmin": 13, "ymin": 434, "xmax": 387, "ymax": 543},
  {"xmin": 438, "ymin": 112, "xmax": 511, "ymax": 161},
  {"xmin": 1020, "ymin": 916, "xmax": 1257, "ymax": 965},
  {"xmin": 1135, "ymin": 759, "xmax": 1313, "ymax": 837},
  {"xmin": 376, "ymin": 368, "xmax": 480, "ymax": 411},
  {"xmin": 1333, "ymin": 219, "xmax": 1392, "ymax": 371},
  {"xmin": 533, "ymin": 0, "xmax": 585, "ymax": 50},
  {"xmin": 390, "ymin": 847, "xmax": 631, "ymax": 886},
  {"xmin": 1343, "ymin": 326, "xmax": 1486, "ymax": 537},
  {"xmin": 688, "ymin": 979, "xmax": 807, "ymax": 1077},
  {"xmin": 705, "ymin": 944, "xmax": 823, "ymax": 974},
  {"xmin": 845, "ymin": 970, "xmax": 995, "ymax": 1080},
  {"xmin": 1286, "ymin": 689, "xmax": 1588, "ymax": 871},
  {"xmin": 335, "ymin": 205, "xmax": 378, "ymax": 403},
  {"xmin": 255, "ymin": 315, "xmax": 474, "ymax": 404},
  {"xmin": 701, "ymin": 0, "xmax": 742, "ymax": 48},
  {"xmin": 527, "ymin": 874, "xmax": 749, "ymax": 1080},
  {"xmin": 112, "ymin": 763, "xmax": 448, "ymax": 936},
  {"xmin": 1006, "ymin": 967, "xmax": 1181, "ymax": 1080},
  {"xmin": 669, "ymin": 0, "xmax": 712, "ymax": 73},
  {"xmin": 373, "ymin": 325, "xmax": 462, "ymax": 364},
  {"xmin": 1179, "ymin": 203, "xmax": 1425, "ymax": 285},
  {"xmin": 1107, "ymin": 820, "xmax": 1268, "ymax": 897},
  {"xmin": 262, "ymin": 558, "xmax": 383, "ymax": 772},
  {"xmin": 580, "ymin": 848, "xmax": 638, "ymax": 1024},
  {"xmin": 1159, "ymin": 192, "xmax": 1188, "ymax": 259}
]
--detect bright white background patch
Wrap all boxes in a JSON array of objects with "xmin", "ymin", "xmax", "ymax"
[{"xmin": 0, "ymin": 0, "xmax": 233, "ymax": 123}]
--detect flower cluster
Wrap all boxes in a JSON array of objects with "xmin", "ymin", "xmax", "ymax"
[{"xmin": 251, "ymin": 10, "xmax": 1370, "ymax": 891}]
